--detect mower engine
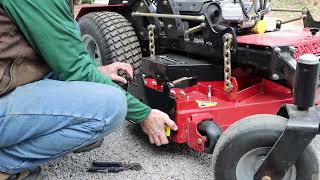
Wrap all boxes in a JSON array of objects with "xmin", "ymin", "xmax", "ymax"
[{"xmin": 220, "ymin": 0, "xmax": 272, "ymax": 29}]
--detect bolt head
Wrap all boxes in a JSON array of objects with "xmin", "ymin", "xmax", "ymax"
[
  {"xmin": 197, "ymin": 138, "xmax": 202, "ymax": 145},
  {"xmin": 163, "ymin": 0, "xmax": 168, "ymax": 5},
  {"xmin": 122, "ymin": 0, "xmax": 128, "ymax": 4},
  {"xmin": 271, "ymin": 74, "xmax": 279, "ymax": 80},
  {"xmin": 274, "ymin": 47, "xmax": 281, "ymax": 54},
  {"xmin": 168, "ymin": 83, "xmax": 174, "ymax": 88},
  {"xmin": 289, "ymin": 46, "xmax": 296, "ymax": 53},
  {"xmin": 170, "ymin": 90, "xmax": 176, "ymax": 95},
  {"xmin": 206, "ymin": 42, "xmax": 213, "ymax": 46},
  {"xmin": 302, "ymin": 7, "xmax": 309, "ymax": 14},
  {"xmin": 140, "ymin": 2, "xmax": 144, "ymax": 7},
  {"xmin": 167, "ymin": 24, "xmax": 173, "ymax": 29},
  {"xmin": 151, "ymin": 81, "xmax": 157, "ymax": 85},
  {"xmin": 180, "ymin": 91, "xmax": 186, "ymax": 96}
]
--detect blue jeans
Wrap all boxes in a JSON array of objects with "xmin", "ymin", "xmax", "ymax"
[{"xmin": 0, "ymin": 79, "xmax": 127, "ymax": 174}]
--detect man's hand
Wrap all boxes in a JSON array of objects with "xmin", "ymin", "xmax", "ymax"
[
  {"xmin": 98, "ymin": 62, "xmax": 133, "ymax": 84},
  {"xmin": 141, "ymin": 109, "xmax": 178, "ymax": 146}
]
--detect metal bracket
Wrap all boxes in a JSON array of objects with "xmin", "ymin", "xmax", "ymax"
[
  {"xmin": 274, "ymin": 47, "xmax": 297, "ymax": 89},
  {"xmin": 304, "ymin": 10, "xmax": 320, "ymax": 29},
  {"xmin": 155, "ymin": 0, "xmax": 184, "ymax": 39},
  {"xmin": 254, "ymin": 104, "xmax": 320, "ymax": 180},
  {"xmin": 188, "ymin": 113, "xmax": 213, "ymax": 152}
]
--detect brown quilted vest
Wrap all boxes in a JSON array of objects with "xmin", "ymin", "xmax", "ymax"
[{"xmin": 0, "ymin": 0, "xmax": 74, "ymax": 96}]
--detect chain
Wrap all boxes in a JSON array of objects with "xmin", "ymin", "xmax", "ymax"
[
  {"xmin": 223, "ymin": 33, "xmax": 233, "ymax": 92},
  {"xmin": 147, "ymin": 24, "xmax": 156, "ymax": 59}
]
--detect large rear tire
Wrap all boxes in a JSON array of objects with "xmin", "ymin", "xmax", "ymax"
[
  {"xmin": 212, "ymin": 114, "xmax": 320, "ymax": 180},
  {"xmin": 78, "ymin": 11, "xmax": 142, "ymax": 77}
]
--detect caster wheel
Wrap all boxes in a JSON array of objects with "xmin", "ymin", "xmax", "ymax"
[
  {"xmin": 198, "ymin": 121, "xmax": 222, "ymax": 154},
  {"xmin": 212, "ymin": 114, "xmax": 320, "ymax": 180}
]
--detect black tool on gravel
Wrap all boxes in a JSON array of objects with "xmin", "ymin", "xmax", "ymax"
[{"xmin": 87, "ymin": 162, "xmax": 142, "ymax": 173}]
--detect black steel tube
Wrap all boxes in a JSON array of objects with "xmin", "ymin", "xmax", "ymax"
[
  {"xmin": 281, "ymin": 16, "xmax": 303, "ymax": 24},
  {"xmin": 294, "ymin": 54, "xmax": 319, "ymax": 110}
]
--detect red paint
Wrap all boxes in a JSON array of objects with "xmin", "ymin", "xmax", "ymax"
[
  {"xmin": 145, "ymin": 72, "xmax": 296, "ymax": 152},
  {"xmin": 187, "ymin": 113, "xmax": 213, "ymax": 152},
  {"xmin": 237, "ymin": 29, "xmax": 320, "ymax": 58},
  {"xmin": 142, "ymin": 65, "xmax": 320, "ymax": 153}
]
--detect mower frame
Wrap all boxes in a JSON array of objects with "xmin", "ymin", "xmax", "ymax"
[{"xmin": 76, "ymin": 1, "xmax": 320, "ymax": 179}]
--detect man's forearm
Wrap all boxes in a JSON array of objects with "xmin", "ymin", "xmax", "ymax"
[{"xmin": 1, "ymin": 0, "xmax": 151, "ymax": 122}]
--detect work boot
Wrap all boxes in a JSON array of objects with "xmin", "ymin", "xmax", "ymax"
[
  {"xmin": 1, "ymin": 167, "xmax": 45, "ymax": 180},
  {"xmin": 74, "ymin": 138, "xmax": 104, "ymax": 153}
]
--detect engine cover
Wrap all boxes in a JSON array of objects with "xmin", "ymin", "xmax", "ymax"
[{"xmin": 220, "ymin": 0, "xmax": 251, "ymax": 22}]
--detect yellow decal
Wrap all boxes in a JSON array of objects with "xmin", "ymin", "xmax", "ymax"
[{"xmin": 196, "ymin": 100, "xmax": 218, "ymax": 108}]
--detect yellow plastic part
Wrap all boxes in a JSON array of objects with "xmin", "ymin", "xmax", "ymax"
[
  {"xmin": 195, "ymin": 100, "xmax": 218, "ymax": 108},
  {"xmin": 164, "ymin": 125, "xmax": 171, "ymax": 137},
  {"xmin": 251, "ymin": 20, "xmax": 267, "ymax": 34}
]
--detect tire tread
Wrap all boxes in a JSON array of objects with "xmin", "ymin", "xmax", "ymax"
[{"xmin": 79, "ymin": 11, "xmax": 142, "ymax": 76}]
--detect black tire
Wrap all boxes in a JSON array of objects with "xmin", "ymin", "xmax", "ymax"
[
  {"xmin": 198, "ymin": 121, "xmax": 222, "ymax": 154},
  {"xmin": 78, "ymin": 11, "xmax": 142, "ymax": 77},
  {"xmin": 212, "ymin": 114, "xmax": 320, "ymax": 180}
]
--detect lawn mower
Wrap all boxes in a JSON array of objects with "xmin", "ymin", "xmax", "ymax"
[{"xmin": 76, "ymin": 0, "xmax": 320, "ymax": 179}]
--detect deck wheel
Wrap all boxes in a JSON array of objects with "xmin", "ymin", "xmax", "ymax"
[
  {"xmin": 198, "ymin": 121, "xmax": 222, "ymax": 154},
  {"xmin": 212, "ymin": 114, "xmax": 319, "ymax": 180}
]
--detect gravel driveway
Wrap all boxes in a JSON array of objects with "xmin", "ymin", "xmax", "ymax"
[
  {"xmin": 43, "ymin": 121, "xmax": 212, "ymax": 180},
  {"xmin": 43, "ymin": 121, "xmax": 320, "ymax": 180}
]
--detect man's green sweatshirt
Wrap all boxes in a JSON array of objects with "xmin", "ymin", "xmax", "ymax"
[{"xmin": 0, "ymin": 0, "xmax": 151, "ymax": 123}]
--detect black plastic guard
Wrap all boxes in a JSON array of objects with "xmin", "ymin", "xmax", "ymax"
[{"xmin": 127, "ymin": 75, "xmax": 176, "ymax": 116}]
